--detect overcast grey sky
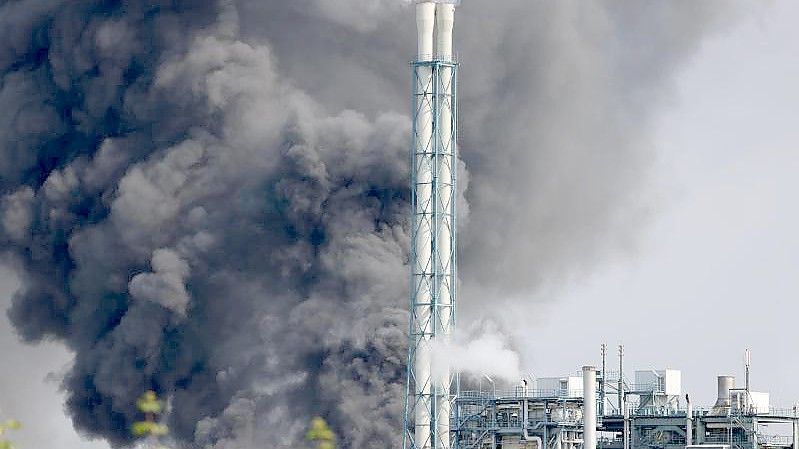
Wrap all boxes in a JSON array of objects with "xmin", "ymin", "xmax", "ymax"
[
  {"xmin": 0, "ymin": 270, "xmax": 110, "ymax": 449},
  {"xmin": 516, "ymin": 0, "xmax": 799, "ymax": 408},
  {"xmin": 1, "ymin": 0, "xmax": 798, "ymax": 446}
]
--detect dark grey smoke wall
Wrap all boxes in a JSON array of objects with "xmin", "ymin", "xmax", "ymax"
[
  {"xmin": 234, "ymin": 0, "xmax": 738, "ymax": 299},
  {"xmin": 0, "ymin": 0, "xmax": 737, "ymax": 448}
]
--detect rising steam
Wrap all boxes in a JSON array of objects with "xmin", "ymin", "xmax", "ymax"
[
  {"xmin": 431, "ymin": 324, "xmax": 522, "ymax": 383},
  {"xmin": 0, "ymin": 0, "xmax": 737, "ymax": 448}
]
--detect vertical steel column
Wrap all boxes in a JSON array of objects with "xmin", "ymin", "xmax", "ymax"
[
  {"xmin": 600, "ymin": 344, "xmax": 606, "ymax": 417},
  {"xmin": 745, "ymin": 349, "xmax": 751, "ymax": 413},
  {"xmin": 686, "ymin": 394, "xmax": 693, "ymax": 446},
  {"xmin": 618, "ymin": 345, "xmax": 624, "ymax": 414}
]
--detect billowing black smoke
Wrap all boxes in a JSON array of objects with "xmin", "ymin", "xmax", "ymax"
[{"xmin": 0, "ymin": 0, "xmax": 737, "ymax": 447}]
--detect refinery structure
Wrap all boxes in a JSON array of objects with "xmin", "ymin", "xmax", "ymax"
[
  {"xmin": 401, "ymin": 3, "xmax": 799, "ymax": 449},
  {"xmin": 453, "ymin": 347, "xmax": 799, "ymax": 449}
]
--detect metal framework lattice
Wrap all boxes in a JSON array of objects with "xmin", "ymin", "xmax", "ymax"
[{"xmin": 403, "ymin": 58, "xmax": 459, "ymax": 449}]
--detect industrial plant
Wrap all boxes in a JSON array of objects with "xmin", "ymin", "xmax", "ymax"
[
  {"xmin": 453, "ymin": 347, "xmax": 799, "ymax": 449},
  {"xmin": 401, "ymin": 3, "xmax": 799, "ymax": 449}
]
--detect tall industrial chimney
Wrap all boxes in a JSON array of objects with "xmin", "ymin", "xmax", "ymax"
[
  {"xmin": 404, "ymin": 2, "xmax": 459, "ymax": 449},
  {"xmin": 583, "ymin": 366, "xmax": 598, "ymax": 449}
]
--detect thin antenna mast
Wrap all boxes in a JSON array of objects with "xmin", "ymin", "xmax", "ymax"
[
  {"xmin": 601, "ymin": 344, "xmax": 607, "ymax": 416},
  {"xmin": 745, "ymin": 348, "xmax": 751, "ymax": 412},
  {"xmin": 618, "ymin": 345, "xmax": 624, "ymax": 414}
]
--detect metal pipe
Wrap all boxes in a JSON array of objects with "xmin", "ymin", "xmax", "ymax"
[
  {"xmin": 618, "ymin": 345, "xmax": 624, "ymax": 414},
  {"xmin": 412, "ymin": 5, "xmax": 435, "ymax": 447},
  {"xmin": 522, "ymin": 401, "xmax": 545, "ymax": 448},
  {"xmin": 686, "ymin": 394, "xmax": 693, "ymax": 446},
  {"xmin": 623, "ymin": 400, "xmax": 630, "ymax": 449},
  {"xmin": 434, "ymin": 5, "xmax": 455, "ymax": 448},
  {"xmin": 745, "ymin": 349, "xmax": 751, "ymax": 413},
  {"xmin": 483, "ymin": 374, "xmax": 496, "ymax": 398},
  {"xmin": 583, "ymin": 366, "xmax": 597, "ymax": 449},
  {"xmin": 601, "ymin": 344, "xmax": 606, "ymax": 416},
  {"xmin": 745, "ymin": 349, "xmax": 751, "ymax": 393}
]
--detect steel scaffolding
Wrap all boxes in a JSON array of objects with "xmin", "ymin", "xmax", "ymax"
[{"xmin": 403, "ymin": 57, "xmax": 459, "ymax": 449}]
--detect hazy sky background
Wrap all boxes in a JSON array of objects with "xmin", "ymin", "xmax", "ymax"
[
  {"xmin": 0, "ymin": 270, "xmax": 110, "ymax": 448},
  {"xmin": 1, "ymin": 0, "xmax": 798, "ymax": 446},
  {"xmin": 518, "ymin": 0, "xmax": 799, "ymax": 408}
]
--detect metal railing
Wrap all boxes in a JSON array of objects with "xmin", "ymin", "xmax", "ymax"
[
  {"xmin": 455, "ymin": 405, "xmax": 586, "ymax": 430},
  {"xmin": 413, "ymin": 53, "xmax": 459, "ymax": 64},
  {"xmin": 757, "ymin": 435, "xmax": 793, "ymax": 446},
  {"xmin": 460, "ymin": 389, "xmax": 586, "ymax": 399},
  {"xmin": 456, "ymin": 413, "xmax": 583, "ymax": 430},
  {"xmin": 704, "ymin": 435, "xmax": 751, "ymax": 444}
]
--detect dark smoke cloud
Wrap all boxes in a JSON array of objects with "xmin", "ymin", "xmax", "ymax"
[{"xmin": 0, "ymin": 0, "xmax": 739, "ymax": 447}]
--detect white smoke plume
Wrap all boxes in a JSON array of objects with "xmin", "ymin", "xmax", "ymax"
[
  {"xmin": 431, "ymin": 323, "xmax": 522, "ymax": 383},
  {"xmin": 0, "ymin": 0, "xmax": 742, "ymax": 448}
]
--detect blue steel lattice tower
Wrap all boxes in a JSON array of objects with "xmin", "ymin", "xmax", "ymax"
[{"xmin": 403, "ymin": 2, "xmax": 459, "ymax": 449}]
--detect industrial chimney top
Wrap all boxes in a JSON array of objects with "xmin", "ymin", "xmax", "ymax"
[{"xmin": 416, "ymin": 0, "xmax": 460, "ymax": 4}]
